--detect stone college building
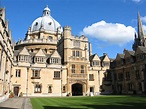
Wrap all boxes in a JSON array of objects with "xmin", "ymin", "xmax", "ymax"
[
  {"xmin": 1, "ymin": 5, "xmax": 146, "ymax": 101},
  {"xmin": 0, "ymin": 6, "xmax": 111, "ymax": 100},
  {"xmin": 102, "ymin": 12, "xmax": 146, "ymax": 95}
]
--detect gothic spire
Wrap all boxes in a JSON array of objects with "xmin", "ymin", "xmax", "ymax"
[{"xmin": 138, "ymin": 11, "xmax": 144, "ymax": 40}]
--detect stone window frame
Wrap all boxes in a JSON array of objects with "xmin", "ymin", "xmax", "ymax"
[
  {"xmin": 72, "ymin": 50, "xmax": 82, "ymax": 57},
  {"xmin": 71, "ymin": 64, "xmax": 75, "ymax": 73},
  {"xmin": 34, "ymin": 84, "xmax": 42, "ymax": 93},
  {"xmin": 89, "ymin": 74, "xmax": 94, "ymax": 81},
  {"xmin": 54, "ymin": 71, "xmax": 60, "ymax": 79},
  {"xmin": 127, "ymin": 83, "xmax": 134, "ymax": 91},
  {"xmin": 50, "ymin": 58, "xmax": 60, "ymax": 64},
  {"xmin": 92, "ymin": 61, "xmax": 100, "ymax": 66},
  {"xmin": 34, "ymin": 56, "xmax": 45, "ymax": 63},
  {"xmin": 18, "ymin": 55, "xmax": 29, "ymax": 62},
  {"xmin": 81, "ymin": 65, "xmax": 84, "ymax": 73},
  {"xmin": 31, "ymin": 70, "xmax": 40, "ymax": 79},
  {"xmin": 16, "ymin": 69, "xmax": 21, "ymax": 77}
]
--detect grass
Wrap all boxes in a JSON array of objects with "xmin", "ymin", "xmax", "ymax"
[{"xmin": 30, "ymin": 95, "xmax": 146, "ymax": 109}]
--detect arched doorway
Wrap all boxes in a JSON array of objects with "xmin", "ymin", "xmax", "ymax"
[{"xmin": 72, "ymin": 83, "xmax": 83, "ymax": 96}]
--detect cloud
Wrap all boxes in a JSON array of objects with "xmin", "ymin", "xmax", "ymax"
[
  {"xmin": 141, "ymin": 16, "xmax": 146, "ymax": 23},
  {"xmin": 143, "ymin": 25, "xmax": 146, "ymax": 33},
  {"xmin": 140, "ymin": 16, "xmax": 146, "ymax": 33},
  {"xmin": 80, "ymin": 21, "xmax": 136, "ymax": 46},
  {"xmin": 131, "ymin": 0, "xmax": 141, "ymax": 3}
]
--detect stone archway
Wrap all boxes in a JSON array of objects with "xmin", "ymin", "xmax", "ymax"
[{"xmin": 72, "ymin": 83, "xmax": 83, "ymax": 96}]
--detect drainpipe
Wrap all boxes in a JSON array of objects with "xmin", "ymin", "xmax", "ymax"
[
  {"xmin": 26, "ymin": 67, "xmax": 29, "ymax": 97},
  {"xmin": 61, "ymin": 66, "xmax": 63, "ymax": 96}
]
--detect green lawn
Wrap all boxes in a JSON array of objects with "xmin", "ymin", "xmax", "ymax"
[{"xmin": 31, "ymin": 95, "xmax": 146, "ymax": 109}]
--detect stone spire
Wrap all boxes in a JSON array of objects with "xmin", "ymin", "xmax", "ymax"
[
  {"xmin": 138, "ymin": 12, "xmax": 144, "ymax": 41},
  {"xmin": 132, "ymin": 12, "xmax": 146, "ymax": 51}
]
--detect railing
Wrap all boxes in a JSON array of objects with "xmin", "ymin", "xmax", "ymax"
[
  {"xmin": 70, "ymin": 74, "xmax": 87, "ymax": 79},
  {"xmin": 16, "ymin": 39, "xmax": 58, "ymax": 45}
]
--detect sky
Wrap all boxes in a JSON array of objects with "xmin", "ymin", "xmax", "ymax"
[{"xmin": 1, "ymin": 0, "xmax": 146, "ymax": 58}]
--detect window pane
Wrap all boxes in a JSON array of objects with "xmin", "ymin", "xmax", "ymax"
[
  {"xmin": 54, "ymin": 71, "xmax": 60, "ymax": 78},
  {"xmin": 72, "ymin": 64, "xmax": 75, "ymax": 73},
  {"xmin": 81, "ymin": 65, "xmax": 84, "ymax": 73}
]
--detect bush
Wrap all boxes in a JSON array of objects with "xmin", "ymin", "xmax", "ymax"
[{"xmin": 9, "ymin": 92, "xmax": 14, "ymax": 98}]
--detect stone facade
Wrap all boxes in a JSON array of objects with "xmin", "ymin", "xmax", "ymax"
[
  {"xmin": 103, "ymin": 12, "xmax": 146, "ymax": 95},
  {"xmin": 9, "ymin": 6, "xmax": 111, "ymax": 97},
  {"xmin": 0, "ymin": 8, "xmax": 14, "ymax": 101},
  {"xmin": 3, "ymin": 6, "xmax": 146, "ymax": 98}
]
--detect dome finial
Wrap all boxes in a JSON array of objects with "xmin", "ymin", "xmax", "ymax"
[{"xmin": 43, "ymin": 5, "xmax": 50, "ymax": 16}]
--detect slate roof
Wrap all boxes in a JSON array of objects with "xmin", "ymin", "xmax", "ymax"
[{"xmin": 117, "ymin": 53, "xmax": 125, "ymax": 59}]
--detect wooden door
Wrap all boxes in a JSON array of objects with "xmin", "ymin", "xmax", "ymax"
[{"xmin": 14, "ymin": 87, "xmax": 19, "ymax": 96}]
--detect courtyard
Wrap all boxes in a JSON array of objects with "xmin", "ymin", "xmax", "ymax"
[{"xmin": 30, "ymin": 95, "xmax": 146, "ymax": 109}]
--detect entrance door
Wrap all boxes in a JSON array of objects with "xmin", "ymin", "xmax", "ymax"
[
  {"xmin": 72, "ymin": 83, "xmax": 83, "ymax": 96},
  {"xmin": 90, "ymin": 87, "xmax": 94, "ymax": 96},
  {"xmin": 90, "ymin": 87, "xmax": 94, "ymax": 93},
  {"xmin": 14, "ymin": 87, "xmax": 19, "ymax": 96}
]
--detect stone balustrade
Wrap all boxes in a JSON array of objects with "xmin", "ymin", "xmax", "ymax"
[{"xmin": 16, "ymin": 39, "xmax": 58, "ymax": 45}]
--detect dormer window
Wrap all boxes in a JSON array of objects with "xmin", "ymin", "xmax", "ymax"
[
  {"xmin": 18, "ymin": 55, "xmax": 29, "ymax": 62},
  {"xmin": 50, "ymin": 58, "xmax": 60, "ymax": 64},
  {"xmin": 102, "ymin": 62, "xmax": 110, "ymax": 67},
  {"xmin": 34, "ymin": 56, "xmax": 45, "ymax": 63},
  {"xmin": 92, "ymin": 61, "xmax": 100, "ymax": 66}
]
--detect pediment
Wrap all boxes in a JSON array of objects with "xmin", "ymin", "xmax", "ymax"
[
  {"xmin": 19, "ymin": 47, "xmax": 30, "ymax": 55},
  {"xmin": 92, "ymin": 54, "xmax": 100, "ymax": 61},
  {"xmin": 103, "ymin": 55, "xmax": 110, "ymax": 62},
  {"xmin": 35, "ymin": 49, "xmax": 46, "ymax": 57},
  {"xmin": 51, "ymin": 50, "xmax": 61, "ymax": 58}
]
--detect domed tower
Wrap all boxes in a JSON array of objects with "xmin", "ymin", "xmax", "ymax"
[
  {"xmin": 15, "ymin": 5, "xmax": 63, "ymax": 54},
  {"xmin": 12, "ymin": 6, "xmax": 65, "ymax": 97}
]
